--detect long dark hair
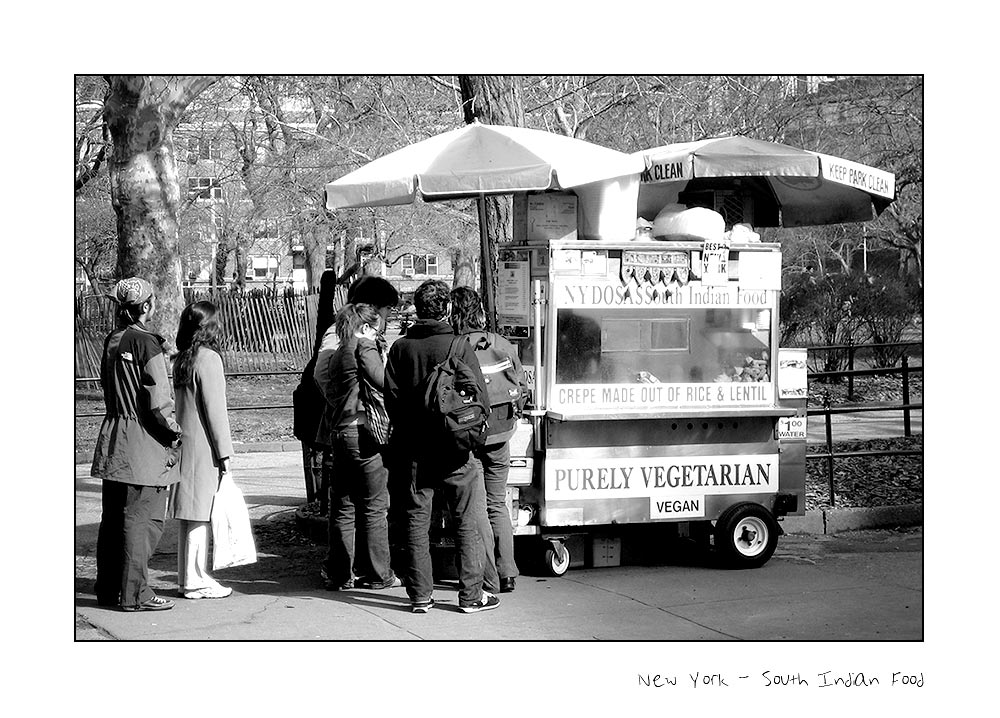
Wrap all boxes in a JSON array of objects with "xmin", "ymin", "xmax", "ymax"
[
  {"xmin": 450, "ymin": 286, "xmax": 485, "ymax": 334},
  {"xmin": 173, "ymin": 301, "xmax": 223, "ymax": 387}
]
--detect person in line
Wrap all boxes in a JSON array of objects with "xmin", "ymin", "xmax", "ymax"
[
  {"xmin": 312, "ymin": 275, "xmax": 400, "ymax": 584},
  {"xmin": 169, "ymin": 301, "xmax": 235, "ymax": 600},
  {"xmin": 293, "ymin": 270, "xmax": 339, "ymax": 515},
  {"xmin": 92, "ymin": 277, "xmax": 182, "ymax": 612},
  {"xmin": 319, "ymin": 303, "xmax": 400, "ymax": 591},
  {"xmin": 384, "ymin": 280, "xmax": 499, "ymax": 614},
  {"xmin": 313, "ymin": 276, "xmax": 398, "ymax": 402},
  {"xmin": 450, "ymin": 286, "xmax": 526, "ymax": 593}
]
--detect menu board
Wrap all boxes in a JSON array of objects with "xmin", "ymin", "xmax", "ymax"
[{"xmin": 497, "ymin": 259, "xmax": 530, "ymax": 326}]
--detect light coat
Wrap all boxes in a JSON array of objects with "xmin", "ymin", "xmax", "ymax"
[{"xmin": 170, "ymin": 348, "xmax": 234, "ymax": 522}]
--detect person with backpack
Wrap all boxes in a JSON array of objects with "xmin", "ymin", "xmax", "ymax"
[
  {"xmin": 451, "ymin": 286, "xmax": 527, "ymax": 593},
  {"xmin": 384, "ymin": 280, "xmax": 498, "ymax": 614}
]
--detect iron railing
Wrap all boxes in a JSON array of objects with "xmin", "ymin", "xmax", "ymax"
[
  {"xmin": 77, "ymin": 343, "xmax": 925, "ymax": 508},
  {"xmin": 805, "ymin": 353, "xmax": 922, "ymax": 506}
]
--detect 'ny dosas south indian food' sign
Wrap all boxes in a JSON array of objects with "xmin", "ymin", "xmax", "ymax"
[{"xmin": 555, "ymin": 278, "xmax": 772, "ymax": 309}]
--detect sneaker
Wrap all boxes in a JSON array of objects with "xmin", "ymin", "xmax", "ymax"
[
  {"xmin": 359, "ymin": 575, "xmax": 403, "ymax": 590},
  {"xmin": 500, "ymin": 577, "xmax": 516, "ymax": 593},
  {"xmin": 122, "ymin": 595, "xmax": 175, "ymax": 612},
  {"xmin": 183, "ymin": 585, "xmax": 232, "ymax": 600},
  {"xmin": 321, "ymin": 567, "xmax": 354, "ymax": 591},
  {"xmin": 459, "ymin": 591, "xmax": 500, "ymax": 614},
  {"xmin": 411, "ymin": 598, "xmax": 435, "ymax": 614}
]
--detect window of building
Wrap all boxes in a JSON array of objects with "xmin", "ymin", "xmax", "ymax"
[
  {"xmin": 187, "ymin": 137, "xmax": 221, "ymax": 163},
  {"xmin": 253, "ymin": 219, "xmax": 280, "ymax": 241},
  {"xmin": 188, "ymin": 177, "xmax": 222, "ymax": 201},
  {"xmin": 401, "ymin": 253, "xmax": 438, "ymax": 276},
  {"xmin": 246, "ymin": 256, "xmax": 278, "ymax": 280}
]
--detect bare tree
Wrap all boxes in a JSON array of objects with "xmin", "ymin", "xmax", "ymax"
[{"xmin": 104, "ymin": 75, "xmax": 220, "ymax": 343}]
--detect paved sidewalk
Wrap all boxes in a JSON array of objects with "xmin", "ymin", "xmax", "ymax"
[
  {"xmin": 75, "ymin": 411, "xmax": 922, "ymax": 640},
  {"xmin": 75, "ymin": 445, "xmax": 923, "ymax": 641}
]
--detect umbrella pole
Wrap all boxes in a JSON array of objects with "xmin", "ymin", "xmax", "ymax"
[{"xmin": 476, "ymin": 194, "xmax": 497, "ymax": 332}]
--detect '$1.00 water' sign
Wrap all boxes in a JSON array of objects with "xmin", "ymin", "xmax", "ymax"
[{"xmin": 777, "ymin": 416, "xmax": 806, "ymax": 440}]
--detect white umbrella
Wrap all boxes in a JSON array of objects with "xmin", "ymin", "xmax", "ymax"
[
  {"xmin": 634, "ymin": 136, "xmax": 895, "ymax": 227},
  {"xmin": 325, "ymin": 122, "xmax": 645, "ymax": 324},
  {"xmin": 325, "ymin": 122, "xmax": 643, "ymax": 210}
]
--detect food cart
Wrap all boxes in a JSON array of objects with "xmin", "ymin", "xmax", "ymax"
[
  {"xmin": 496, "ymin": 219, "xmax": 808, "ymax": 573},
  {"xmin": 323, "ymin": 126, "xmax": 893, "ymax": 574},
  {"xmin": 495, "ymin": 139, "xmax": 894, "ymax": 573}
]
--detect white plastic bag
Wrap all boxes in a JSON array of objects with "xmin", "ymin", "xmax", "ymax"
[{"xmin": 211, "ymin": 473, "xmax": 258, "ymax": 570}]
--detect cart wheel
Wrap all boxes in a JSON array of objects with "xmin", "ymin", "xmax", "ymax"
[
  {"xmin": 713, "ymin": 503, "xmax": 778, "ymax": 569},
  {"xmin": 543, "ymin": 543, "xmax": 571, "ymax": 576}
]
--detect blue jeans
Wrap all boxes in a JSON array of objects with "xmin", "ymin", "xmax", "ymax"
[
  {"xmin": 386, "ymin": 449, "xmax": 414, "ymax": 577},
  {"xmin": 473, "ymin": 469, "xmax": 500, "ymax": 593},
  {"xmin": 476, "ymin": 441, "xmax": 519, "ymax": 580},
  {"xmin": 325, "ymin": 425, "xmax": 393, "ymax": 586},
  {"xmin": 405, "ymin": 453, "xmax": 487, "ymax": 607}
]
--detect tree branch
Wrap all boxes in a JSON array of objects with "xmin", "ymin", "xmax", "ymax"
[{"xmin": 171, "ymin": 75, "xmax": 222, "ymax": 112}]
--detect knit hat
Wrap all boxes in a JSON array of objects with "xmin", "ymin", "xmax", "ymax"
[{"xmin": 347, "ymin": 275, "xmax": 399, "ymax": 307}]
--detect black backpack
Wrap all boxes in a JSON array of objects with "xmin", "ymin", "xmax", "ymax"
[{"xmin": 421, "ymin": 336, "xmax": 490, "ymax": 455}]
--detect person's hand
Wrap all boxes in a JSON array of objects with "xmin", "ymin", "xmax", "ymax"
[
  {"xmin": 359, "ymin": 322, "xmax": 378, "ymax": 342},
  {"xmin": 218, "ymin": 457, "xmax": 231, "ymax": 483}
]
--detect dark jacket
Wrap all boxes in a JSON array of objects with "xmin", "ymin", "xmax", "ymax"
[
  {"xmin": 384, "ymin": 318, "xmax": 487, "ymax": 455},
  {"xmin": 315, "ymin": 333, "xmax": 386, "ymax": 446},
  {"xmin": 292, "ymin": 354, "xmax": 324, "ymax": 443},
  {"xmin": 91, "ymin": 322, "xmax": 183, "ymax": 486}
]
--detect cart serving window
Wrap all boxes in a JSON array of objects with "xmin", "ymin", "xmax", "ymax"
[{"xmin": 547, "ymin": 245, "xmax": 779, "ymax": 414}]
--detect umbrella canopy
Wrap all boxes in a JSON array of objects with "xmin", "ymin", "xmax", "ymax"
[
  {"xmin": 634, "ymin": 136, "xmax": 895, "ymax": 227},
  {"xmin": 325, "ymin": 122, "xmax": 644, "ymax": 210}
]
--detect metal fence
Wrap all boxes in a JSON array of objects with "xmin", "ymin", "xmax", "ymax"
[
  {"xmin": 74, "ymin": 285, "xmax": 348, "ymax": 379},
  {"xmin": 804, "ymin": 342, "xmax": 923, "ymax": 506}
]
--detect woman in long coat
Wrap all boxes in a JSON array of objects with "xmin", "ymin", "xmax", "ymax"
[{"xmin": 170, "ymin": 301, "xmax": 234, "ymax": 599}]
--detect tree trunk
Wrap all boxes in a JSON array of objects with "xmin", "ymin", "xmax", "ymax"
[
  {"xmin": 104, "ymin": 75, "xmax": 219, "ymax": 346},
  {"xmin": 450, "ymin": 246, "xmax": 476, "ymax": 288},
  {"xmin": 233, "ymin": 238, "xmax": 248, "ymax": 290},
  {"xmin": 458, "ymin": 75, "xmax": 524, "ymax": 329},
  {"xmin": 303, "ymin": 225, "xmax": 329, "ymax": 291},
  {"xmin": 214, "ymin": 240, "xmax": 230, "ymax": 289}
]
